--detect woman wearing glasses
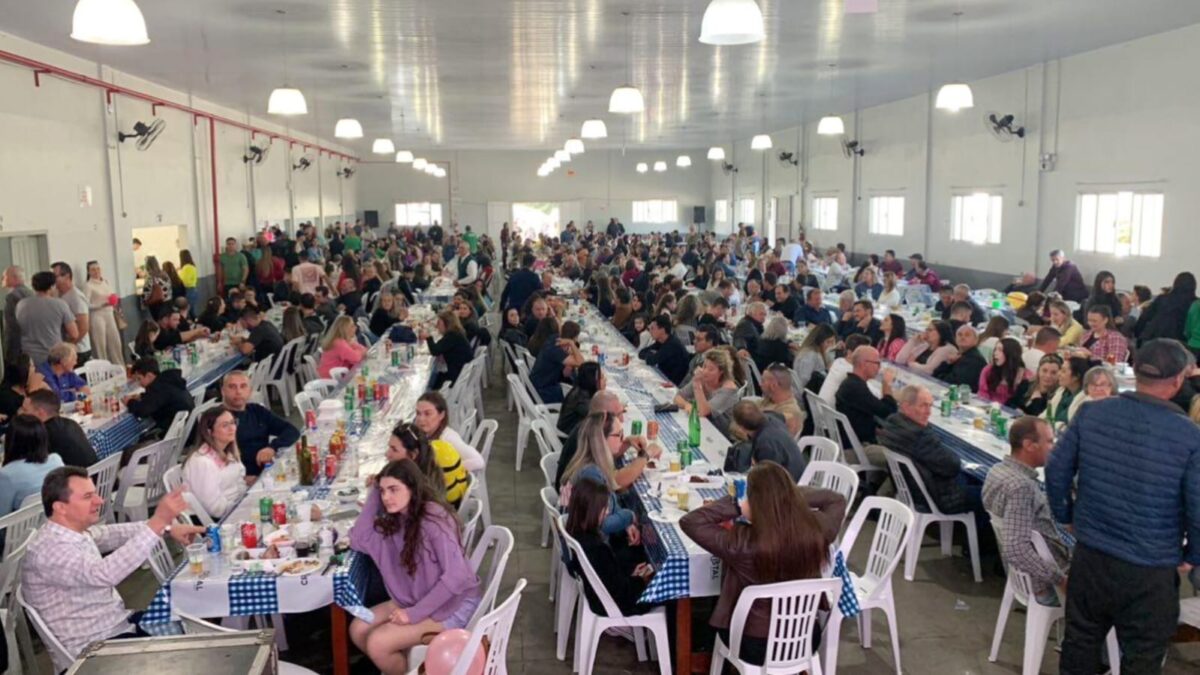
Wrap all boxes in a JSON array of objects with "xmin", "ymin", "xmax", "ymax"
[
  {"xmin": 561, "ymin": 412, "xmax": 657, "ymax": 540},
  {"xmin": 182, "ymin": 406, "xmax": 248, "ymax": 519}
]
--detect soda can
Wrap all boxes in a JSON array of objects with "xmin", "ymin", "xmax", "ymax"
[
  {"xmin": 240, "ymin": 522, "xmax": 259, "ymax": 549},
  {"xmin": 205, "ymin": 524, "xmax": 222, "ymax": 553},
  {"xmin": 995, "ymin": 416, "xmax": 1008, "ymax": 438},
  {"xmin": 631, "ymin": 420, "xmax": 643, "ymax": 436},
  {"xmin": 940, "ymin": 398, "xmax": 952, "ymax": 417},
  {"xmin": 362, "ymin": 365, "xmax": 370, "ymax": 379},
  {"xmin": 272, "ymin": 501, "xmax": 288, "ymax": 526},
  {"xmin": 363, "ymin": 405, "xmax": 373, "ymax": 425},
  {"xmin": 326, "ymin": 454, "xmax": 338, "ymax": 480},
  {"xmin": 592, "ymin": 344, "xmax": 600, "ymax": 356},
  {"xmin": 734, "ymin": 477, "xmax": 748, "ymax": 502},
  {"xmin": 304, "ymin": 410, "xmax": 317, "ymax": 431},
  {"xmin": 259, "ymin": 496, "xmax": 273, "ymax": 523},
  {"xmin": 646, "ymin": 420, "xmax": 659, "ymax": 440},
  {"xmin": 392, "ymin": 350, "xmax": 400, "ymax": 367}
]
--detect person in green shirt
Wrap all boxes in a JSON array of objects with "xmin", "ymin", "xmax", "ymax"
[
  {"xmin": 1186, "ymin": 299, "xmax": 1200, "ymax": 360},
  {"xmin": 219, "ymin": 237, "xmax": 248, "ymax": 293},
  {"xmin": 344, "ymin": 227, "xmax": 363, "ymax": 253},
  {"xmin": 462, "ymin": 226, "xmax": 479, "ymax": 254}
]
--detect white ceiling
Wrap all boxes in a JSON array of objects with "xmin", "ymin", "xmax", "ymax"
[{"xmin": 3, "ymin": 0, "xmax": 1200, "ymax": 150}]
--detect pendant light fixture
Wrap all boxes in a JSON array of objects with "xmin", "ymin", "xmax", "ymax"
[
  {"xmin": 71, "ymin": 0, "xmax": 150, "ymax": 45},
  {"xmin": 653, "ymin": 161, "xmax": 668, "ymax": 172},
  {"xmin": 676, "ymin": 155, "xmax": 692, "ymax": 168},
  {"xmin": 707, "ymin": 146, "xmax": 726, "ymax": 161},
  {"xmin": 609, "ymin": 12, "xmax": 645, "ymax": 114},
  {"xmin": 371, "ymin": 139, "xmax": 395, "ymax": 154},
  {"xmin": 581, "ymin": 119, "xmax": 608, "ymax": 139},
  {"xmin": 636, "ymin": 162, "xmax": 648, "ymax": 173},
  {"xmin": 412, "ymin": 157, "xmax": 427, "ymax": 170},
  {"xmin": 751, "ymin": 134, "xmax": 773, "ymax": 150},
  {"xmin": 816, "ymin": 63, "xmax": 844, "ymax": 136},
  {"xmin": 334, "ymin": 119, "xmax": 364, "ymax": 139},
  {"xmin": 395, "ymin": 151, "xmax": 414, "ymax": 163},
  {"xmin": 564, "ymin": 138, "xmax": 585, "ymax": 155},
  {"xmin": 424, "ymin": 164, "xmax": 437, "ymax": 175},
  {"xmin": 267, "ymin": 10, "xmax": 307, "ymax": 115},
  {"xmin": 935, "ymin": 10, "xmax": 974, "ymax": 112},
  {"xmin": 548, "ymin": 157, "xmax": 561, "ymax": 169},
  {"xmin": 699, "ymin": 0, "xmax": 765, "ymax": 46},
  {"xmin": 554, "ymin": 149, "xmax": 571, "ymax": 162}
]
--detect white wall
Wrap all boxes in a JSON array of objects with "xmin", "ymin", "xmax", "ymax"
[
  {"xmin": 0, "ymin": 31, "xmax": 354, "ymax": 297},
  {"xmin": 354, "ymin": 149, "xmax": 712, "ymax": 243},
  {"xmin": 713, "ymin": 22, "xmax": 1200, "ymax": 290}
]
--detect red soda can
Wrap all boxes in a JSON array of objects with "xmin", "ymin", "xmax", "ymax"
[
  {"xmin": 357, "ymin": 382, "xmax": 367, "ymax": 401},
  {"xmin": 240, "ymin": 522, "xmax": 258, "ymax": 549},
  {"xmin": 373, "ymin": 382, "xmax": 382, "ymax": 401},
  {"xmin": 326, "ymin": 454, "xmax": 338, "ymax": 479},
  {"xmin": 304, "ymin": 409, "xmax": 317, "ymax": 430},
  {"xmin": 592, "ymin": 344, "xmax": 599, "ymax": 356},
  {"xmin": 272, "ymin": 502, "xmax": 288, "ymax": 526}
]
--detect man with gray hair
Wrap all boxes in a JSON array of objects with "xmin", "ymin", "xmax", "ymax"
[
  {"xmin": 553, "ymin": 391, "xmax": 655, "ymax": 488},
  {"xmin": 878, "ymin": 384, "xmax": 972, "ymax": 514},
  {"xmin": 933, "ymin": 324, "xmax": 987, "ymax": 392},
  {"xmin": 2, "ymin": 265, "xmax": 30, "ymax": 364},
  {"xmin": 726, "ymin": 400, "xmax": 806, "ymax": 481},
  {"xmin": 1047, "ymin": 339, "xmax": 1200, "ymax": 672},
  {"xmin": 732, "ymin": 301, "xmax": 767, "ymax": 357}
]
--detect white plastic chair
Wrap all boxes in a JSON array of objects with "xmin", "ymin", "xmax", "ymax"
[
  {"xmin": 531, "ymin": 418, "xmax": 564, "ymax": 459},
  {"xmin": 18, "ymin": 586, "xmax": 75, "ymax": 673},
  {"xmin": 739, "ymin": 354, "xmax": 763, "ymax": 397},
  {"xmin": 466, "ymin": 525, "xmax": 515, "ymax": 628},
  {"xmin": 114, "ymin": 438, "xmax": 177, "ymax": 523},
  {"xmin": 1, "ymin": 540, "xmax": 34, "ymax": 675},
  {"xmin": 811, "ymin": 393, "xmax": 888, "ymax": 482},
  {"xmin": 543, "ymin": 492, "xmax": 577, "ymax": 661},
  {"xmin": 798, "ymin": 461, "xmax": 860, "ymax": 521},
  {"xmin": 458, "ymin": 497, "xmax": 483, "ymax": 553},
  {"xmin": 87, "ymin": 453, "xmax": 123, "ymax": 524},
  {"xmin": 710, "ymin": 577, "xmax": 840, "ymax": 675},
  {"xmin": 293, "ymin": 391, "xmax": 320, "ymax": 417},
  {"xmin": 458, "ymin": 411, "xmax": 478, "ymax": 451},
  {"xmin": 822, "ymin": 497, "xmax": 915, "ymax": 675},
  {"xmin": 301, "ymin": 354, "xmax": 320, "ymax": 383},
  {"xmin": 263, "ymin": 338, "xmax": 303, "ymax": 415},
  {"xmin": 986, "ymin": 516, "xmax": 1122, "ymax": 675},
  {"xmin": 0, "ymin": 502, "xmax": 44, "ymax": 564},
  {"xmin": 540, "ymin": 452, "xmax": 562, "ymax": 548},
  {"xmin": 469, "ymin": 420, "xmax": 498, "ymax": 528},
  {"xmin": 882, "ymin": 449, "xmax": 982, "ymax": 583},
  {"xmin": 175, "ymin": 611, "xmax": 320, "ymax": 675},
  {"xmin": 247, "ymin": 354, "xmax": 275, "ymax": 400},
  {"xmin": 403, "ymin": 579, "xmax": 527, "ymax": 675},
  {"xmin": 148, "ymin": 539, "xmax": 178, "ymax": 584},
  {"xmin": 75, "ymin": 359, "xmax": 126, "ymax": 387},
  {"xmin": 162, "ymin": 465, "xmax": 214, "ymax": 527},
  {"xmin": 507, "ymin": 373, "xmax": 561, "ymax": 470},
  {"xmin": 182, "ymin": 398, "xmax": 222, "ymax": 450},
  {"xmin": 304, "ymin": 378, "xmax": 338, "ymax": 397},
  {"xmin": 797, "ymin": 436, "xmax": 841, "ymax": 464}
]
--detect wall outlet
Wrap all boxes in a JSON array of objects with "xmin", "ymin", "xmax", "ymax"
[{"xmin": 1040, "ymin": 153, "xmax": 1057, "ymax": 172}]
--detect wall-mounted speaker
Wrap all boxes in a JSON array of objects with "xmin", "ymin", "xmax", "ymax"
[
  {"xmin": 693, "ymin": 206, "xmax": 706, "ymax": 224},
  {"xmin": 364, "ymin": 210, "xmax": 379, "ymax": 227}
]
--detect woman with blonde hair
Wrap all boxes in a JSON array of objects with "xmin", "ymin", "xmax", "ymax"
[
  {"xmin": 84, "ymin": 261, "xmax": 125, "ymax": 365},
  {"xmin": 878, "ymin": 271, "xmax": 902, "ymax": 307},
  {"xmin": 318, "ymin": 316, "xmax": 367, "ymax": 377},
  {"xmin": 182, "ymin": 406, "xmax": 247, "ymax": 519},
  {"xmin": 560, "ymin": 412, "xmax": 640, "ymax": 537},
  {"xmin": 675, "ymin": 348, "xmax": 741, "ymax": 428}
]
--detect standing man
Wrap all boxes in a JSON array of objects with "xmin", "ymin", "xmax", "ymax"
[
  {"xmin": 51, "ymin": 262, "xmax": 91, "ymax": 365},
  {"xmin": 1047, "ymin": 339, "xmax": 1200, "ymax": 673},
  {"xmin": 219, "ymin": 237, "xmax": 248, "ymax": 295},
  {"xmin": 499, "ymin": 222, "xmax": 511, "ymax": 269},
  {"xmin": 220, "ymin": 371, "xmax": 299, "ymax": 477},
  {"xmin": 15, "ymin": 271, "xmax": 78, "ymax": 365},
  {"xmin": 290, "ymin": 251, "xmax": 328, "ymax": 296},
  {"xmin": 500, "ymin": 253, "xmax": 540, "ymax": 312},
  {"xmin": 1038, "ymin": 249, "xmax": 1089, "ymax": 304},
  {"xmin": 2, "ymin": 266, "xmax": 31, "ymax": 365}
]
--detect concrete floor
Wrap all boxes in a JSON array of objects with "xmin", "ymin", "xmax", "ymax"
[{"xmin": 89, "ymin": 353, "xmax": 1200, "ymax": 675}]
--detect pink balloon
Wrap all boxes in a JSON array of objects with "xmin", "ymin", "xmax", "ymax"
[{"xmin": 424, "ymin": 628, "xmax": 484, "ymax": 675}]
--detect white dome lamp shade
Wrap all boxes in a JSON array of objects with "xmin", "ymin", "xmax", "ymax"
[
  {"xmin": 935, "ymin": 83, "xmax": 975, "ymax": 112},
  {"xmin": 636, "ymin": 162, "xmax": 649, "ymax": 173},
  {"xmin": 412, "ymin": 157, "xmax": 428, "ymax": 170},
  {"xmin": 817, "ymin": 116, "xmax": 845, "ymax": 136},
  {"xmin": 554, "ymin": 149, "xmax": 571, "ymax": 162},
  {"xmin": 424, "ymin": 164, "xmax": 437, "ymax": 175},
  {"xmin": 751, "ymin": 134, "xmax": 773, "ymax": 150},
  {"xmin": 581, "ymin": 119, "xmax": 608, "ymax": 139},
  {"xmin": 547, "ymin": 157, "xmax": 561, "ymax": 169},
  {"xmin": 334, "ymin": 118, "xmax": 364, "ymax": 139},
  {"xmin": 371, "ymin": 139, "xmax": 395, "ymax": 155},
  {"xmin": 564, "ymin": 138, "xmax": 585, "ymax": 155},
  {"xmin": 395, "ymin": 150, "xmax": 414, "ymax": 163},
  {"xmin": 707, "ymin": 146, "xmax": 726, "ymax": 161},
  {"xmin": 676, "ymin": 155, "xmax": 692, "ymax": 168},
  {"xmin": 608, "ymin": 85, "xmax": 645, "ymax": 114},
  {"xmin": 537, "ymin": 167, "xmax": 550, "ymax": 177},
  {"xmin": 268, "ymin": 87, "xmax": 308, "ymax": 115},
  {"xmin": 699, "ymin": 0, "xmax": 765, "ymax": 46},
  {"xmin": 653, "ymin": 161, "xmax": 668, "ymax": 172},
  {"xmin": 71, "ymin": 0, "xmax": 150, "ymax": 46}
]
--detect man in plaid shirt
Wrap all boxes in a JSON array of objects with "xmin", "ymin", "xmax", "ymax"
[
  {"xmin": 982, "ymin": 416, "xmax": 1070, "ymax": 605},
  {"xmin": 21, "ymin": 466, "xmax": 204, "ymax": 671}
]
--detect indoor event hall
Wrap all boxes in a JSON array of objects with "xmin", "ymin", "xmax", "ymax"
[{"xmin": 0, "ymin": 1, "xmax": 1198, "ymax": 674}]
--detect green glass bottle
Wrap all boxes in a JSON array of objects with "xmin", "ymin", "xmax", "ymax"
[{"xmin": 688, "ymin": 401, "xmax": 701, "ymax": 448}]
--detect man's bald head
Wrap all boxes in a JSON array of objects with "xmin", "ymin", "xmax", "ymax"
[
  {"xmin": 589, "ymin": 390, "xmax": 623, "ymax": 416},
  {"xmin": 850, "ymin": 346, "xmax": 883, "ymax": 379},
  {"xmin": 956, "ymin": 325, "xmax": 979, "ymax": 350}
]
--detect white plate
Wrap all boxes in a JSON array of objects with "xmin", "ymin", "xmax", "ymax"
[
  {"xmin": 684, "ymin": 461, "xmax": 713, "ymax": 475},
  {"xmin": 276, "ymin": 558, "xmax": 324, "ymax": 576},
  {"xmin": 648, "ymin": 508, "xmax": 686, "ymax": 524}
]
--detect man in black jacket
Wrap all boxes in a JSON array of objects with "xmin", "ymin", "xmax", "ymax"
[
  {"xmin": 837, "ymin": 299, "xmax": 883, "ymax": 343},
  {"xmin": 126, "ymin": 358, "xmax": 195, "ymax": 435},
  {"xmin": 933, "ymin": 325, "xmax": 988, "ymax": 393},
  {"xmin": 23, "ymin": 389, "xmax": 97, "ymax": 468},
  {"xmin": 732, "ymin": 302, "xmax": 766, "ymax": 356},
  {"xmin": 500, "ymin": 253, "xmax": 541, "ymax": 312},
  {"xmin": 220, "ymin": 370, "xmax": 299, "ymax": 476},
  {"xmin": 877, "ymin": 385, "xmax": 970, "ymax": 514},
  {"xmin": 770, "ymin": 285, "xmax": 802, "ymax": 325},
  {"xmin": 834, "ymin": 347, "xmax": 897, "ymax": 445},
  {"xmin": 725, "ymin": 402, "xmax": 806, "ymax": 481},
  {"xmin": 638, "ymin": 315, "xmax": 690, "ymax": 386}
]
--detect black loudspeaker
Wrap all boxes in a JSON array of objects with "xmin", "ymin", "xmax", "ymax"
[
  {"xmin": 364, "ymin": 210, "xmax": 379, "ymax": 227},
  {"xmin": 693, "ymin": 206, "xmax": 706, "ymax": 224}
]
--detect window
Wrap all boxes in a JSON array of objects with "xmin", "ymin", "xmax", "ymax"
[
  {"xmin": 715, "ymin": 199, "xmax": 729, "ymax": 224},
  {"xmin": 632, "ymin": 199, "xmax": 679, "ymax": 224},
  {"xmin": 868, "ymin": 196, "xmax": 904, "ymax": 236},
  {"xmin": 951, "ymin": 193, "xmax": 1003, "ymax": 244},
  {"xmin": 395, "ymin": 202, "xmax": 443, "ymax": 227},
  {"xmin": 1075, "ymin": 191, "xmax": 1164, "ymax": 258},
  {"xmin": 812, "ymin": 197, "xmax": 838, "ymax": 231},
  {"xmin": 738, "ymin": 198, "xmax": 756, "ymax": 225}
]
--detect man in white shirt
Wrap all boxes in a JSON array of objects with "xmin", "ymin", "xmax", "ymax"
[
  {"xmin": 450, "ymin": 241, "xmax": 478, "ymax": 287},
  {"xmin": 52, "ymin": 262, "xmax": 92, "ymax": 364},
  {"xmin": 780, "ymin": 240, "xmax": 805, "ymax": 266},
  {"xmin": 667, "ymin": 255, "xmax": 688, "ymax": 279},
  {"xmin": 1022, "ymin": 326, "xmax": 1062, "ymax": 373},
  {"xmin": 818, "ymin": 335, "xmax": 874, "ymax": 403},
  {"xmin": 291, "ymin": 251, "xmax": 328, "ymax": 295},
  {"xmin": 21, "ymin": 466, "xmax": 203, "ymax": 670}
]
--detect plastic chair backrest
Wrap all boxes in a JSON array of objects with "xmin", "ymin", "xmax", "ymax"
[
  {"xmin": 147, "ymin": 539, "xmax": 178, "ymax": 584},
  {"xmin": 163, "ymin": 465, "xmax": 183, "ymax": 492},
  {"xmin": 540, "ymin": 452, "xmax": 561, "ymax": 491},
  {"xmin": 17, "ymin": 586, "xmax": 74, "ymax": 672},
  {"xmin": 458, "ymin": 497, "xmax": 483, "ymax": 552},
  {"xmin": 248, "ymin": 354, "xmax": 275, "ymax": 393},
  {"xmin": 838, "ymin": 496, "xmax": 915, "ymax": 592},
  {"xmin": 271, "ymin": 338, "xmax": 303, "ymax": 380},
  {"xmin": 458, "ymin": 411, "xmax": 478, "ymax": 449},
  {"xmin": 988, "ymin": 513, "xmax": 1037, "ymax": 606},
  {"xmin": 452, "ymin": 578, "xmax": 526, "ymax": 675},
  {"xmin": 514, "ymin": 359, "xmax": 546, "ymax": 406},
  {"xmin": 506, "ymin": 373, "xmax": 540, "ymax": 422},
  {"xmin": 294, "ymin": 391, "xmax": 318, "ymax": 417},
  {"xmin": 726, "ymin": 578, "xmax": 839, "ymax": 670},
  {"xmin": 87, "ymin": 453, "xmax": 123, "ymax": 520},
  {"xmin": 740, "ymin": 355, "xmax": 763, "ymax": 395},
  {"xmin": 467, "ymin": 525, "xmax": 515, "ymax": 628},
  {"xmin": 117, "ymin": 438, "xmax": 175, "ymax": 509},
  {"xmin": 530, "ymin": 419, "xmax": 560, "ymax": 459},
  {"xmin": 560, "ymin": 527, "xmax": 630, "ymax": 619},
  {"xmin": 304, "ymin": 378, "xmax": 338, "ymax": 397},
  {"xmin": 804, "ymin": 390, "xmax": 836, "ymax": 442},
  {"xmin": 0, "ymin": 539, "xmax": 27, "ymax": 613},
  {"xmin": 470, "ymin": 420, "xmax": 499, "ymax": 464},
  {"xmin": 182, "ymin": 398, "xmax": 222, "ymax": 451},
  {"xmin": 0, "ymin": 502, "xmax": 44, "ymax": 561},
  {"xmin": 798, "ymin": 460, "xmax": 860, "ymax": 509},
  {"xmin": 882, "ymin": 448, "xmax": 944, "ymax": 515},
  {"xmin": 302, "ymin": 354, "xmax": 320, "ymax": 382},
  {"xmin": 797, "ymin": 436, "xmax": 840, "ymax": 464},
  {"xmin": 176, "ymin": 611, "xmax": 231, "ymax": 634}
]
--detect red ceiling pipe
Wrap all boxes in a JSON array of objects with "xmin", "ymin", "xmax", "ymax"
[{"xmin": 209, "ymin": 116, "xmax": 223, "ymax": 292}]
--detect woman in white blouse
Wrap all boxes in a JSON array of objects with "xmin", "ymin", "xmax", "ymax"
[
  {"xmin": 182, "ymin": 406, "xmax": 247, "ymax": 520},
  {"xmin": 413, "ymin": 392, "xmax": 485, "ymax": 472}
]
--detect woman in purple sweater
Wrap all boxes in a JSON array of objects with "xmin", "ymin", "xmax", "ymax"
[{"xmin": 349, "ymin": 459, "xmax": 482, "ymax": 674}]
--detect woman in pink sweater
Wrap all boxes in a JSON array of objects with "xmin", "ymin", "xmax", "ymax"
[
  {"xmin": 318, "ymin": 316, "xmax": 368, "ymax": 378},
  {"xmin": 977, "ymin": 337, "xmax": 1029, "ymax": 404},
  {"xmin": 877, "ymin": 313, "xmax": 908, "ymax": 362}
]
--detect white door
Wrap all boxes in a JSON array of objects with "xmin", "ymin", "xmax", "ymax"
[{"xmin": 486, "ymin": 202, "xmax": 510, "ymax": 243}]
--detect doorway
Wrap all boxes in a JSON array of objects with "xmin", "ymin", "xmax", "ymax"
[{"xmin": 511, "ymin": 202, "xmax": 562, "ymax": 239}]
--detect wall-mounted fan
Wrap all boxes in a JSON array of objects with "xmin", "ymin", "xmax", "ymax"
[
  {"xmin": 338, "ymin": 167, "xmax": 355, "ymax": 179},
  {"xmin": 841, "ymin": 139, "xmax": 864, "ymax": 159},
  {"xmin": 985, "ymin": 113, "xmax": 1026, "ymax": 141},
  {"xmin": 778, "ymin": 151, "xmax": 799, "ymax": 167},
  {"xmin": 117, "ymin": 119, "xmax": 166, "ymax": 151},
  {"xmin": 292, "ymin": 156, "xmax": 313, "ymax": 172},
  {"xmin": 721, "ymin": 162, "xmax": 738, "ymax": 175},
  {"xmin": 243, "ymin": 142, "xmax": 272, "ymax": 164}
]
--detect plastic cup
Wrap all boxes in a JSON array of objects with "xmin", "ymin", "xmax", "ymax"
[{"xmin": 187, "ymin": 543, "xmax": 206, "ymax": 575}]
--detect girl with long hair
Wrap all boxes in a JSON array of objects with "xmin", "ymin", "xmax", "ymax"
[
  {"xmin": 978, "ymin": 337, "xmax": 1028, "ymax": 404},
  {"xmin": 977, "ymin": 315, "xmax": 1010, "ymax": 363},
  {"xmin": 318, "ymin": 316, "xmax": 368, "ymax": 378},
  {"xmin": 527, "ymin": 316, "xmax": 560, "ymax": 357},
  {"xmin": 0, "ymin": 355, "xmax": 48, "ymax": 423},
  {"xmin": 281, "ymin": 306, "xmax": 306, "ymax": 343},
  {"xmin": 793, "ymin": 323, "xmax": 836, "ymax": 392},
  {"xmin": 560, "ymin": 412, "xmax": 643, "ymax": 537},
  {"xmin": 0, "ymin": 414, "xmax": 61, "ymax": 516},
  {"xmin": 197, "ymin": 296, "xmax": 229, "ymax": 333},
  {"xmin": 1045, "ymin": 355, "xmax": 1089, "ymax": 426},
  {"xmin": 895, "ymin": 320, "xmax": 957, "ymax": 374},
  {"xmin": 413, "ymin": 392, "xmax": 484, "ymax": 473},
  {"xmin": 680, "ymin": 461, "xmax": 846, "ymax": 667},
  {"xmin": 162, "ymin": 261, "xmax": 186, "ymax": 300},
  {"xmin": 878, "ymin": 313, "xmax": 908, "ymax": 362},
  {"xmin": 182, "ymin": 406, "xmax": 246, "ymax": 519},
  {"xmin": 564, "ymin": 477, "xmax": 656, "ymax": 617},
  {"xmin": 558, "ymin": 362, "xmax": 605, "ymax": 434},
  {"xmin": 385, "ymin": 422, "xmax": 468, "ymax": 507},
  {"xmin": 349, "ymin": 459, "xmax": 481, "ymax": 675},
  {"xmin": 133, "ymin": 320, "xmax": 160, "ymax": 359},
  {"xmin": 1008, "ymin": 354, "xmax": 1063, "ymax": 416},
  {"xmin": 421, "ymin": 310, "xmax": 474, "ymax": 389},
  {"xmin": 179, "ymin": 249, "xmax": 200, "ymax": 310}
]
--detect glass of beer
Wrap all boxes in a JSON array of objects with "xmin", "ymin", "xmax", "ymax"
[
  {"xmin": 676, "ymin": 487, "xmax": 690, "ymax": 511},
  {"xmin": 187, "ymin": 543, "xmax": 206, "ymax": 576},
  {"xmin": 669, "ymin": 453, "xmax": 682, "ymax": 473}
]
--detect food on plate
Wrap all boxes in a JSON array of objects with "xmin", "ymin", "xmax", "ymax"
[
  {"xmin": 261, "ymin": 544, "xmax": 282, "ymax": 560},
  {"xmin": 278, "ymin": 559, "xmax": 322, "ymax": 576},
  {"xmin": 645, "ymin": 460, "xmax": 657, "ymax": 469},
  {"xmin": 233, "ymin": 550, "xmax": 252, "ymax": 561},
  {"xmin": 689, "ymin": 475, "xmax": 711, "ymax": 484}
]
